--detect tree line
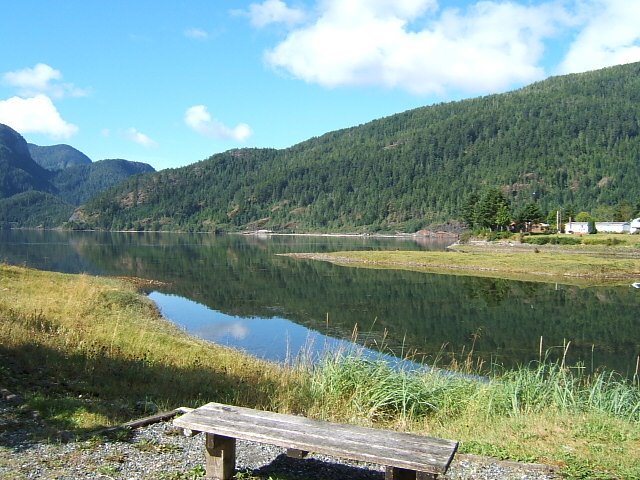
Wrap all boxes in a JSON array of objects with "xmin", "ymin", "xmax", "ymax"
[{"xmin": 461, "ymin": 187, "xmax": 639, "ymax": 233}]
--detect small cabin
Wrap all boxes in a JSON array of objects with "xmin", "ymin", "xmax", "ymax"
[
  {"xmin": 595, "ymin": 222, "xmax": 630, "ymax": 234},
  {"xmin": 565, "ymin": 221, "xmax": 592, "ymax": 234}
]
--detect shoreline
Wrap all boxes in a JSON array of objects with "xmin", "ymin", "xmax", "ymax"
[
  {"xmin": 239, "ymin": 230, "xmax": 459, "ymax": 239},
  {"xmin": 5, "ymin": 226, "xmax": 460, "ymax": 240}
]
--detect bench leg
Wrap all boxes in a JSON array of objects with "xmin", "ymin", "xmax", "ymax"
[
  {"xmin": 205, "ymin": 433, "xmax": 236, "ymax": 480},
  {"xmin": 286, "ymin": 448, "xmax": 309, "ymax": 459},
  {"xmin": 385, "ymin": 466, "xmax": 437, "ymax": 480}
]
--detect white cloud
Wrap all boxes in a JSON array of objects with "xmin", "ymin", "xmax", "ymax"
[
  {"xmin": 125, "ymin": 128, "xmax": 158, "ymax": 148},
  {"xmin": 559, "ymin": 0, "xmax": 640, "ymax": 74},
  {"xmin": 184, "ymin": 27, "xmax": 209, "ymax": 39},
  {"xmin": 246, "ymin": 0, "xmax": 305, "ymax": 28},
  {"xmin": 185, "ymin": 105, "xmax": 253, "ymax": 142},
  {"xmin": 0, "ymin": 94, "xmax": 78, "ymax": 138},
  {"xmin": 2, "ymin": 63, "xmax": 88, "ymax": 98},
  {"xmin": 3, "ymin": 63, "xmax": 61, "ymax": 92},
  {"xmin": 262, "ymin": 0, "xmax": 566, "ymax": 95}
]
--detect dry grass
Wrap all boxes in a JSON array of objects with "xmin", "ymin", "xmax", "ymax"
[{"xmin": 0, "ymin": 264, "xmax": 293, "ymax": 431}]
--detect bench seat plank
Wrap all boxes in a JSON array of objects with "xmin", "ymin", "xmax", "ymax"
[{"xmin": 174, "ymin": 402, "xmax": 457, "ymax": 475}]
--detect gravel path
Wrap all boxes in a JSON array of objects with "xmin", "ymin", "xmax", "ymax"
[{"xmin": 0, "ymin": 401, "xmax": 559, "ymax": 480}]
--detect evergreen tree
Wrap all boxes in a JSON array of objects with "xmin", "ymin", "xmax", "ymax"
[
  {"xmin": 477, "ymin": 188, "xmax": 510, "ymax": 231},
  {"xmin": 516, "ymin": 202, "xmax": 543, "ymax": 224},
  {"xmin": 496, "ymin": 204, "xmax": 512, "ymax": 231},
  {"xmin": 461, "ymin": 193, "xmax": 480, "ymax": 227}
]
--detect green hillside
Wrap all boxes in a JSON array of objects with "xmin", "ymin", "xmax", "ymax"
[
  {"xmin": 72, "ymin": 62, "xmax": 640, "ymax": 232},
  {"xmin": 0, "ymin": 191, "xmax": 73, "ymax": 228},
  {"xmin": 52, "ymin": 159, "xmax": 155, "ymax": 205},
  {"xmin": 28, "ymin": 143, "xmax": 92, "ymax": 171}
]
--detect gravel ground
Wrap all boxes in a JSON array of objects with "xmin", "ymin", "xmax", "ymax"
[{"xmin": 0, "ymin": 401, "xmax": 559, "ymax": 480}]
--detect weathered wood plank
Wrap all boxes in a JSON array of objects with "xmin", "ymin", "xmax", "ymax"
[
  {"xmin": 185, "ymin": 405, "xmax": 453, "ymax": 453},
  {"xmin": 174, "ymin": 402, "xmax": 458, "ymax": 475},
  {"xmin": 183, "ymin": 403, "xmax": 455, "ymax": 453},
  {"xmin": 179, "ymin": 415, "xmax": 451, "ymax": 469},
  {"xmin": 177, "ymin": 411, "xmax": 453, "ymax": 471}
]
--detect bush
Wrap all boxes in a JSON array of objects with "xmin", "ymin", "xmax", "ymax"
[
  {"xmin": 522, "ymin": 236, "xmax": 582, "ymax": 245},
  {"xmin": 459, "ymin": 231, "xmax": 474, "ymax": 244},
  {"xmin": 553, "ymin": 236, "xmax": 583, "ymax": 245},
  {"xmin": 522, "ymin": 236, "xmax": 549, "ymax": 245},
  {"xmin": 487, "ymin": 231, "xmax": 513, "ymax": 241},
  {"xmin": 583, "ymin": 237, "xmax": 623, "ymax": 246}
]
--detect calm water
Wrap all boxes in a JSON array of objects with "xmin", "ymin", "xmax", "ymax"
[{"xmin": 1, "ymin": 229, "xmax": 639, "ymax": 375}]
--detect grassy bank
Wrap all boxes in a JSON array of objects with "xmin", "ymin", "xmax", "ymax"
[
  {"xmin": 1, "ymin": 264, "xmax": 639, "ymax": 478},
  {"xmin": 0, "ymin": 264, "xmax": 294, "ymax": 431},
  {"xmin": 285, "ymin": 243, "xmax": 640, "ymax": 286}
]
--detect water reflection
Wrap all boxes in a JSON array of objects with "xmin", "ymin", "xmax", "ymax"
[
  {"xmin": 1, "ymin": 229, "xmax": 638, "ymax": 374},
  {"xmin": 149, "ymin": 291, "xmax": 412, "ymax": 367}
]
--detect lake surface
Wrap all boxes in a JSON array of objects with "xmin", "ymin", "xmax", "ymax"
[{"xmin": 1, "ymin": 229, "xmax": 639, "ymax": 375}]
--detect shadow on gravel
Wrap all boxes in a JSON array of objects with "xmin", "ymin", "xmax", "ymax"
[{"xmin": 250, "ymin": 453, "xmax": 384, "ymax": 480}]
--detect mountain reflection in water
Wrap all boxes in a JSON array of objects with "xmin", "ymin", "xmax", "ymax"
[
  {"xmin": 0, "ymin": 229, "xmax": 638, "ymax": 376},
  {"xmin": 149, "ymin": 291, "xmax": 420, "ymax": 369}
]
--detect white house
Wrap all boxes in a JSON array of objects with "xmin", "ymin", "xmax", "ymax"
[
  {"xmin": 631, "ymin": 218, "xmax": 640, "ymax": 234},
  {"xmin": 595, "ymin": 222, "xmax": 630, "ymax": 233},
  {"xmin": 565, "ymin": 221, "xmax": 592, "ymax": 234}
]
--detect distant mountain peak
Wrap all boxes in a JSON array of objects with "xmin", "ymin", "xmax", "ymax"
[
  {"xmin": 0, "ymin": 124, "xmax": 55, "ymax": 199},
  {"xmin": 28, "ymin": 143, "xmax": 92, "ymax": 171},
  {"xmin": 0, "ymin": 124, "xmax": 33, "ymax": 161}
]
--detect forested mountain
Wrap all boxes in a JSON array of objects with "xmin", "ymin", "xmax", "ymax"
[
  {"xmin": 0, "ymin": 191, "xmax": 74, "ymax": 228},
  {"xmin": 0, "ymin": 124, "xmax": 155, "ymax": 227},
  {"xmin": 52, "ymin": 159, "xmax": 155, "ymax": 206},
  {"xmin": 28, "ymin": 143, "xmax": 92, "ymax": 171},
  {"xmin": 67, "ymin": 63, "xmax": 640, "ymax": 231},
  {"xmin": 0, "ymin": 124, "xmax": 55, "ymax": 198}
]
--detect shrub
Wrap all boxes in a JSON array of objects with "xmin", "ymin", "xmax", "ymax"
[
  {"xmin": 553, "ymin": 236, "xmax": 582, "ymax": 245},
  {"xmin": 583, "ymin": 238, "xmax": 623, "ymax": 246},
  {"xmin": 522, "ymin": 236, "xmax": 581, "ymax": 245},
  {"xmin": 459, "ymin": 231, "xmax": 473, "ymax": 244},
  {"xmin": 487, "ymin": 231, "xmax": 513, "ymax": 241},
  {"xmin": 522, "ymin": 236, "xmax": 549, "ymax": 245}
]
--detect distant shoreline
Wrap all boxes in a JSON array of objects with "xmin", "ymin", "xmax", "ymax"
[
  {"xmin": 5, "ymin": 227, "xmax": 460, "ymax": 239},
  {"xmin": 239, "ymin": 230, "xmax": 460, "ymax": 239}
]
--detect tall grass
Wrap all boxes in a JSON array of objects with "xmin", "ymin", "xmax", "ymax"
[
  {"xmin": 301, "ymin": 351, "xmax": 640, "ymax": 425},
  {"xmin": 297, "ymin": 351, "xmax": 640, "ymax": 477}
]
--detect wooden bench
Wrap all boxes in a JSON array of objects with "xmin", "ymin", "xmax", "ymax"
[{"xmin": 173, "ymin": 402, "xmax": 458, "ymax": 480}]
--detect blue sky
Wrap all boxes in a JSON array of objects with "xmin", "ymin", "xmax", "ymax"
[{"xmin": 1, "ymin": 0, "xmax": 639, "ymax": 171}]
